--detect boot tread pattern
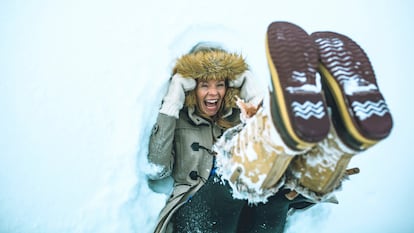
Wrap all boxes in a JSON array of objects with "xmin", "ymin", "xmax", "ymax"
[
  {"xmin": 312, "ymin": 31, "xmax": 393, "ymax": 150},
  {"xmin": 266, "ymin": 22, "xmax": 330, "ymax": 150}
]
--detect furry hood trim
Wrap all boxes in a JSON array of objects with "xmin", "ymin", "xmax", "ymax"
[
  {"xmin": 173, "ymin": 50, "xmax": 249, "ymax": 109},
  {"xmin": 173, "ymin": 50, "xmax": 248, "ymax": 81}
]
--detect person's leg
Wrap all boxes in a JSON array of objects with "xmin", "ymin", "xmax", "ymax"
[
  {"xmin": 173, "ymin": 175, "xmax": 246, "ymax": 233},
  {"xmin": 236, "ymin": 204, "xmax": 254, "ymax": 233},
  {"xmin": 239, "ymin": 190, "xmax": 315, "ymax": 233},
  {"xmin": 246, "ymin": 190, "xmax": 292, "ymax": 233},
  {"xmin": 285, "ymin": 31, "xmax": 395, "ymax": 199},
  {"xmin": 214, "ymin": 21, "xmax": 333, "ymax": 233}
]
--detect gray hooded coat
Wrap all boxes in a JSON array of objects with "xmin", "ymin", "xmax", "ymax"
[{"xmin": 147, "ymin": 48, "xmax": 248, "ymax": 233}]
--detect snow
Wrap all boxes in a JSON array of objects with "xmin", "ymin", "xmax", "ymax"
[
  {"xmin": 286, "ymin": 71, "xmax": 322, "ymax": 94},
  {"xmin": 214, "ymin": 105, "xmax": 295, "ymax": 204},
  {"xmin": 1, "ymin": 0, "xmax": 414, "ymax": 233}
]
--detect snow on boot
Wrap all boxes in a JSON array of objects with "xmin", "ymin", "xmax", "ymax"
[
  {"xmin": 284, "ymin": 31, "xmax": 394, "ymax": 202},
  {"xmin": 311, "ymin": 31, "xmax": 393, "ymax": 150},
  {"xmin": 214, "ymin": 96, "xmax": 302, "ymax": 204},
  {"xmin": 266, "ymin": 21, "xmax": 330, "ymax": 151},
  {"xmin": 285, "ymin": 126, "xmax": 358, "ymax": 202},
  {"xmin": 213, "ymin": 21, "xmax": 333, "ymax": 204}
]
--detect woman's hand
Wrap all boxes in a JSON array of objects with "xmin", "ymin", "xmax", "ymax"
[
  {"xmin": 229, "ymin": 70, "xmax": 263, "ymax": 105},
  {"xmin": 159, "ymin": 73, "xmax": 196, "ymax": 118}
]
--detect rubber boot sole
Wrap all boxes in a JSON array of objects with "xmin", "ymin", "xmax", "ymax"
[
  {"xmin": 266, "ymin": 21, "xmax": 330, "ymax": 150},
  {"xmin": 311, "ymin": 31, "xmax": 393, "ymax": 150}
]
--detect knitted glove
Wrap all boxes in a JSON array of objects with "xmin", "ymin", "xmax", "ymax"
[
  {"xmin": 229, "ymin": 70, "xmax": 263, "ymax": 105},
  {"xmin": 159, "ymin": 73, "xmax": 196, "ymax": 118}
]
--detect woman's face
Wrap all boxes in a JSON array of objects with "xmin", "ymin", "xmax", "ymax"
[{"xmin": 195, "ymin": 79, "xmax": 227, "ymax": 117}]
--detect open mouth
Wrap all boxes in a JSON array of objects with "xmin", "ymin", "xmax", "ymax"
[{"xmin": 205, "ymin": 99, "xmax": 218, "ymax": 108}]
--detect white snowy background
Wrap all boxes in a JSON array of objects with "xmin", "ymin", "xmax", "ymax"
[{"xmin": 1, "ymin": 0, "xmax": 413, "ymax": 232}]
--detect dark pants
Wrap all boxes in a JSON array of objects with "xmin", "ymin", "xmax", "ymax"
[{"xmin": 173, "ymin": 175, "xmax": 313, "ymax": 233}]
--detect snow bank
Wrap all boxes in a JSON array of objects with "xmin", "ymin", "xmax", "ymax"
[{"xmin": 1, "ymin": 0, "xmax": 413, "ymax": 233}]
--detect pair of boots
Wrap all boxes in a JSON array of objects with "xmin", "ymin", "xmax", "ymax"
[{"xmin": 215, "ymin": 21, "xmax": 393, "ymax": 204}]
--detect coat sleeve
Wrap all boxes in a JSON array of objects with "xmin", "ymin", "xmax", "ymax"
[{"xmin": 147, "ymin": 113, "xmax": 176, "ymax": 180}]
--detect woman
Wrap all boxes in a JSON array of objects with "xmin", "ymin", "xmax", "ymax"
[
  {"xmin": 146, "ymin": 21, "xmax": 393, "ymax": 233},
  {"xmin": 146, "ymin": 43, "xmax": 262, "ymax": 233}
]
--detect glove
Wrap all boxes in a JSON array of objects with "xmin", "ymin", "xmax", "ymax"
[
  {"xmin": 229, "ymin": 70, "xmax": 263, "ymax": 105},
  {"xmin": 159, "ymin": 73, "xmax": 196, "ymax": 118}
]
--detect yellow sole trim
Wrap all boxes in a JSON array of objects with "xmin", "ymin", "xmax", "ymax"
[
  {"xmin": 265, "ymin": 36, "xmax": 313, "ymax": 150},
  {"xmin": 318, "ymin": 64, "xmax": 377, "ymax": 149}
]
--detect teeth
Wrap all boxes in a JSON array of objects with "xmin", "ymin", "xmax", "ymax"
[{"xmin": 206, "ymin": 100, "xmax": 218, "ymax": 104}]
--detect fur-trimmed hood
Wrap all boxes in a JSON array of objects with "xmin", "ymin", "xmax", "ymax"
[{"xmin": 173, "ymin": 49, "xmax": 249, "ymax": 109}]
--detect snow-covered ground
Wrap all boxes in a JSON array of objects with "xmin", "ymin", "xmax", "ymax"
[{"xmin": 1, "ymin": 0, "xmax": 413, "ymax": 232}]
